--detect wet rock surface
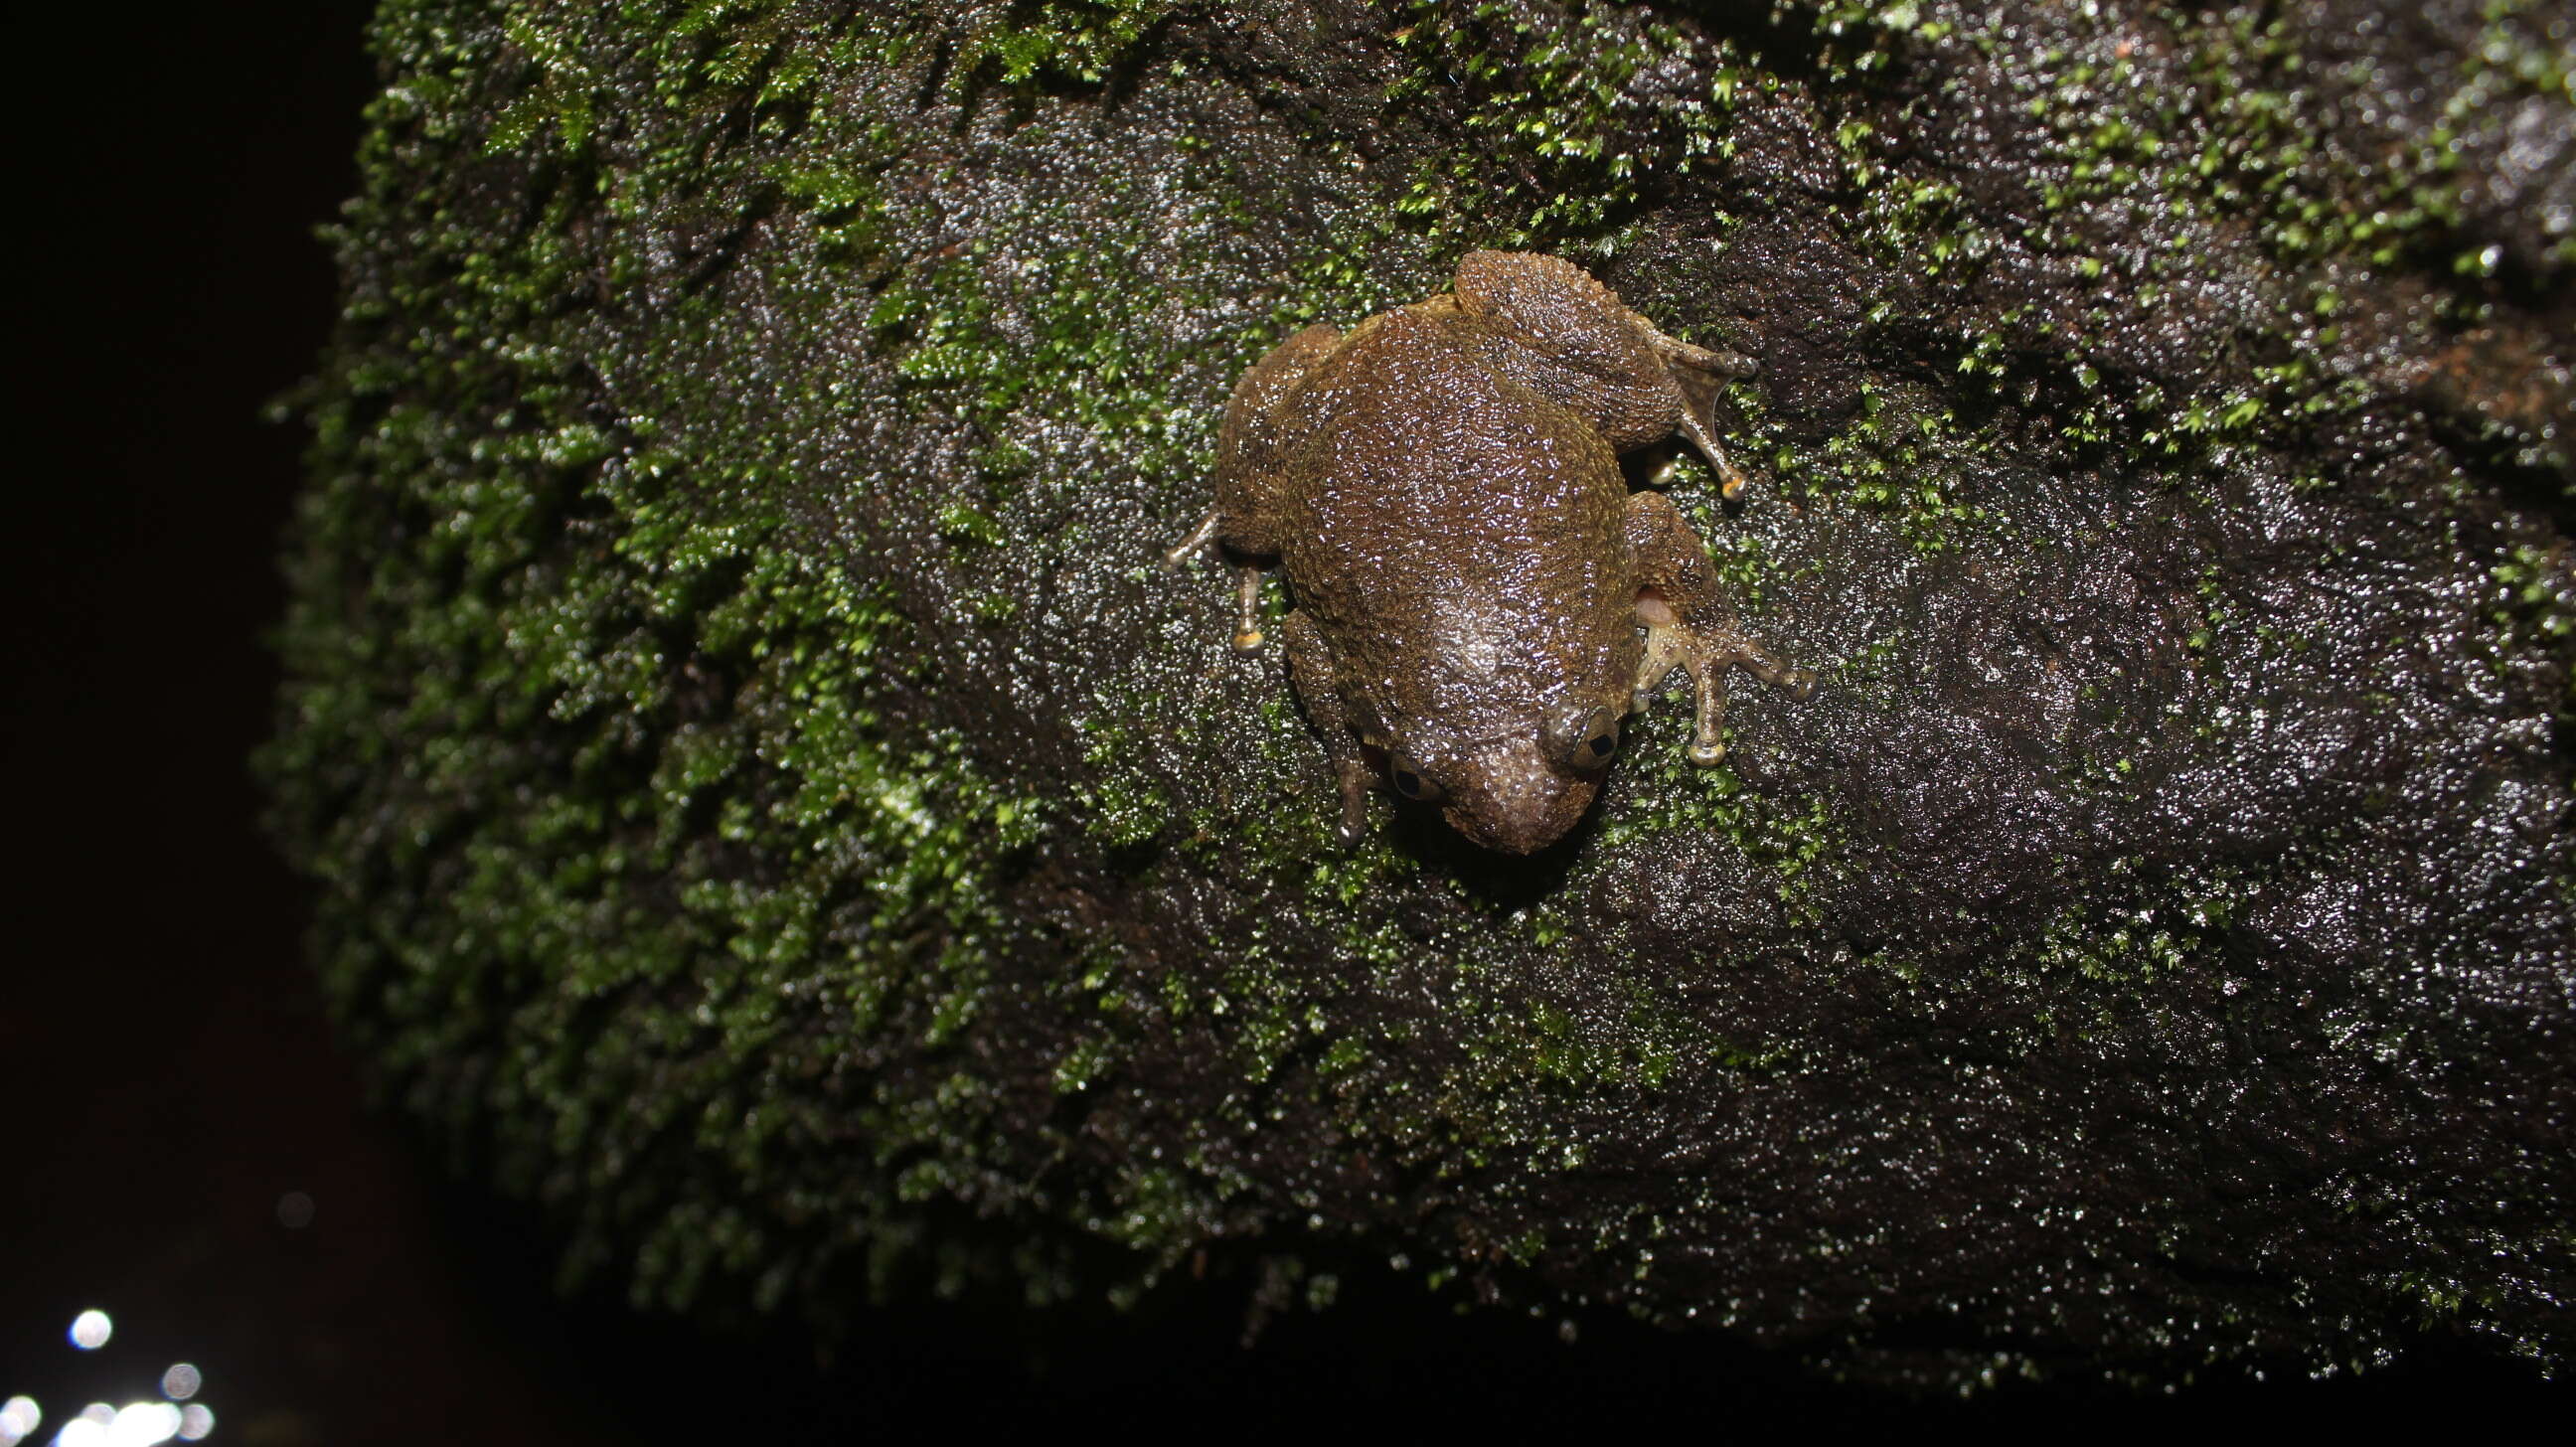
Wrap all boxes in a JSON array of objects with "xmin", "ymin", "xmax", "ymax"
[{"xmin": 265, "ymin": 0, "xmax": 2571, "ymax": 1388}]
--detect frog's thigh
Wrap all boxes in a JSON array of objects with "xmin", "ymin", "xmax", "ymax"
[
  {"xmin": 1624, "ymin": 491, "xmax": 1814, "ymax": 764},
  {"xmin": 1458, "ymin": 253, "xmax": 1754, "ymax": 384},
  {"xmin": 1452, "ymin": 251, "xmax": 1684, "ymax": 451},
  {"xmin": 1457, "ymin": 251, "xmax": 1761, "ymax": 494},
  {"xmin": 1453, "ymin": 250, "xmax": 1640, "ymax": 355},
  {"xmin": 1278, "ymin": 609, "xmax": 1378, "ymax": 844},
  {"xmin": 1209, "ymin": 323, "xmax": 1341, "ymax": 557}
]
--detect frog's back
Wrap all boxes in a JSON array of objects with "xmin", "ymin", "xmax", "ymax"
[
  {"xmin": 1268, "ymin": 304, "xmax": 1636, "ymax": 732},
  {"xmin": 1278, "ymin": 305, "xmax": 1628, "ymax": 616}
]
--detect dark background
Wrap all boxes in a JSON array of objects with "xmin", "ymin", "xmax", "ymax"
[{"xmin": 1, "ymin": 5, "xmax": 2555, "ymax": 1439}]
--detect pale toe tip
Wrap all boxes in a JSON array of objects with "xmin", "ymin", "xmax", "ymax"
[
  {"xmin": 1231, "ymin": 629, "xmax": 1266, "ymax": 654},
  {"xmin": 1785, "ymin": 667, "xmax": 1817, "ymax": 701},
  {"xmin": 1689, "ymin": 740, "xmax": 1726, "ymax": 766}
]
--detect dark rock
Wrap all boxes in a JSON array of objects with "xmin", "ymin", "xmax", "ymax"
[{"xmin": 263, "ymin": 0, "xmax": 2571, "ymax": 1389}]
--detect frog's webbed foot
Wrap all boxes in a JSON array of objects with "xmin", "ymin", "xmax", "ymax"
[
  {"xmin": 1632, "ymin": 604, "xmax": 1815, "ymax": 765},
  {"xmin": 1625, "ymin": 489, "xmax": 1814, "ymax": 766},
  {"xmin": 1642, "ymin": 324, "xmax": 1760, "ymax": 502}
]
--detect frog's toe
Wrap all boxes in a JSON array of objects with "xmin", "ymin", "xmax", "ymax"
[
  {"xmin": 1331, "ymin": 761, "xmax": 1374, "ymax": 844},
  {"xmin": 1676, "ymin": 408, "xmax": 1750, "ymax": 499},
  {"xmin": 1639, "ymin": 311, "xmax": 1756, "ymax": 377},
  {"xmin": 1165, "ymin": 508, "xmax": 1222, "ymax": 568},
  {"xmin": 1782, "ymin": 666, "xmax": 1818, "ymax": 701},
  {"xmin": 1689, "ymin": 738, "xmax": 1727, "ymax": 766},
  {"xmin": 1225, "ymin": 563, "xmax": 1270, "ymax": 651}
]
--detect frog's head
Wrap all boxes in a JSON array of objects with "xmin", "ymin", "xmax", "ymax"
[{"xmin": 1379, "ymin": 698, "xmax": 1625, "ymax": 854}]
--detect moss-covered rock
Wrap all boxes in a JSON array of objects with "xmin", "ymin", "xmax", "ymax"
[{"xmin": 264, "ymin": 0, "xmax": 2572, "ymax": 1388}]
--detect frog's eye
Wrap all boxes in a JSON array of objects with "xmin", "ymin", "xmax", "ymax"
[
  {"xmin": 1387, "ymin": 755, "xmax": 1445, "ymax": 803},
  {"xmin": 1552, "ymin": 705, "xmax": 1621, "ymax": 771}
]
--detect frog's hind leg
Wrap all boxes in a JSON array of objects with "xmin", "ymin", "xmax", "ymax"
[
  {"xmin": 1624, "ymin": 491, "xmax": 1814, "ymax": 766},
  {"xmin": 1172, "ymin": 323, "xmax": 1343, "ymax": 649},
  {"xmin": 1452, "ymin": 249, "xmax": 1760, "ymax": 498},
  {"xmin": 1641, "ymin": 326, "xmax": 1760, "ymax": 502},
  {"xmin": 1208, "ymin": 322, "xmax": 1342, "ymax": 558},
  {"xmin": 1278, "ymin": 608, "xmax": 1378, "ymax": 844}
]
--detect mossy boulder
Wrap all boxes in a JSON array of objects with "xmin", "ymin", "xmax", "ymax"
[{"xmin": 264, "ymin": 0, "xmax": 2573, "ymax": 1388}]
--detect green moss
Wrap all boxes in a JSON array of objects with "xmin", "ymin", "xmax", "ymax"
[
  {"xmin": 1589, "ymin": 746, "xmax": 1849, "ymax": 925},
  {"xmin": 267, "ymin": 0, "xmax": 1077, "ymax": 1325},
  {"xmin": 2494, "ymin": 545, "xmax": 2576, "ymax": 648},
  {"xmin": 1791, "ymin": 0, "xmax": 2575, "ymax": 504},
  {"xmin": 949, "ymin": 0, "xmax": 1176, "ymax": 89},
  {"xmin": 1073, "ymin": 714, "xmax": 1176, "ymax": 850},
  {"xmin": 1387, "ymin": 0, "xmax": 1745, "ymax": 254}
]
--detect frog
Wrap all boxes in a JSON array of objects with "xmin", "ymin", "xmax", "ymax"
[{"xmin": 1168, "ymin": 249, "xmax": 1814, "ymax": 855}]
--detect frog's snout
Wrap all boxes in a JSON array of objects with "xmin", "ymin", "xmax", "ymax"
[{"xmin": 1442, "ymin": 742, "xmax": 1598, "ymax": 855}]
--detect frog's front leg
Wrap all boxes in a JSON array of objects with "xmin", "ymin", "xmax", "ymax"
[
  {"xmin": 1624, "ymin": 491, "xmax": 1815, "ymax": 765},
  {"xmin": 1277, "ymin": 608, "xmax": 1378, "ymax": 843}
]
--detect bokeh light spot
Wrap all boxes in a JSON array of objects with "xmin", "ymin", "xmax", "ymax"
[
  {"xmin": 154, "ymin": 1367, "xmax": 197, "ymax": 1405},
  {"xmin": 108, "ymin": 1402, "xmax": 181, "ymax": 1446},
  {"xmin": 272, "ymin": 1193, "xmax": 314, "ymax": 1229},
  {"xmin": 174, "ymin": 1406, "xmax": 212, "ymax": 1444},
  {"xmin": 68, "ymin": 1311, "xmax": 112, "ymax": 1350},
  {"xmin": 0, "ymin": 1395, "xmax": 39, "ymax": 1447}
]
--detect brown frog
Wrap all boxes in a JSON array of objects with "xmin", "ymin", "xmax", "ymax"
[{"xmin": 1169, "ymin": 250, "xmax": 1813, "ymax": 854}]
